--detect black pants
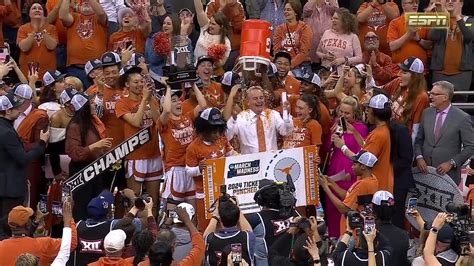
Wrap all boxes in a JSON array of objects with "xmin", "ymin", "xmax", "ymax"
[
  {"xmin": 0, "ymin": 196, "xmax": 25, "ymax": 239},
  {"xmin": 393, "ymin": 187, "xmax": 409, "ymax": 230}
]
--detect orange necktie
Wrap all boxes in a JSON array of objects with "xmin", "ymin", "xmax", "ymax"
[{"xmin": 256, "ymin": 115, "xmax": 266, "ymax": 152}]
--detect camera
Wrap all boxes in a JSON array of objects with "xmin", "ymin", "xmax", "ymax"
[
  {"xmin": 347, "ymin": 211, "xmax": 364, "ymax": 229},
  {"xmin": 445, "ymin": 202, "xmax": 472, "ymax": 255},
  {"xmin": 134, "ymin": 193, "xmax": 151, "ymax": 209}
]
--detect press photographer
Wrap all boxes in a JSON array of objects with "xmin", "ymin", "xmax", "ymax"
[
  {"xmin": 246, "ymin": 179, "xmax": 297, "ymax": 265},
  {"xmin": 332, "ymin": 213, "xmax": 393, "ymax": 265},
  {"xmin": 204, "ymin": 188, "xmax": 255, "ymax": 265},
  {"xmin": 269, "ymin": 215, "xmax": 323, "ymax": 265},
  {"xmin": 423, "ymin": 212, "xmax": 459, "ymax": 266}
]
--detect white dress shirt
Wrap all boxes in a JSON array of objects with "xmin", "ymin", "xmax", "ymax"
[
  {"xmin": 226, "ymin": 108, "xmax": 294, "ymax": 154},
  {"xmin": 99, "ymin": 0, "xmax": 126, "ymax": 23},
  {"xmin": 13, "ymin": 104, "xmax": 32, "ymax": 130}
]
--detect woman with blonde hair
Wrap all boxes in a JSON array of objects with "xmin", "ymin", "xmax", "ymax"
[{"xmin": 322, "ymin": 95, "xmax": 368, "ymax": 238}]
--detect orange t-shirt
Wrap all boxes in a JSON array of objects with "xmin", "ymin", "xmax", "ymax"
[
  {"xmin": 283, "ymin": 118, "xmax": 322, "ymax": 149},
  {"xmin": 109, "ymin": 29, "xmax": 146, "ymax": 54},
  {"xmin": 115, "ymin": 97, "xmax": 160, "ymax": 160},
  {"xmin": 273, "ymin": 21, "xmax": 313, "ymax": 68},
  {"xmin": 102, "ymin": 87, "xmax": 125, "ymax": 147},
  {"xmin": 202, "ymin": 82, "xmax": 226, "ymax": 109},
  {"xmin": 181, "ymin": 97, "xmax": 197, "ymax": 115},
  {"xmin": 363, "ymin": 124, "xmax": 393, "ymax": 193},
  {"xmin": 66, "ymin": 13, "xmax": 107, "ymax": 65},
  {"xmin": 386, "ymin": 15, "xmax": 428, "ymax": 72},
  {"xmin": 1, "ymin": 0, "xmax": 20, "ymax": 28},
  {"xmin": 357, "ymin": 2, "xmax": 399, "ymax": 55},
  {"xmin": 441, "ymin": 18, "xmax": 463, "ymax": 75},
  {"xmin": 46, "ymin": 0, "xmax": 81, "ymax": 45},
  {"xmin": 185, "ymin": 135, "xmax": 233, "ymax": 193},
  {"xmin": 383, "ymin": 78, "xmax": 429, "ymax": 133},
  {"xmin": 339, "ymin": 175, "xmax": 379, "ymax": 234},
  {"xmin": 85, "ymin": 84, "xmax": 98, "ymax": 96},
  {"xmin": 17, "ymin": 23, "xmax": 58, "ymax": 77},
  {"xmin": 159, "ymin": 112, "xmax": 195, "ymax": 171}
]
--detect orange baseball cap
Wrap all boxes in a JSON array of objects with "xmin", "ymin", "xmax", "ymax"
[{"xmin": 8, "ymin": 206, "xmax": 34, "ymax": 227}]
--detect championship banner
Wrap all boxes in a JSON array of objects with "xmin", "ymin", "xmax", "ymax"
[
  {"xmin": 406, "ymin": 166, "xmax": 464, "ymax": 229},
  {"xmin": 203, "ymin": 146, "xmax": 319, "ymax": 219},
  {"xmin": 64, "ymin": 126, "xmax": 152, "ymax": 192}
]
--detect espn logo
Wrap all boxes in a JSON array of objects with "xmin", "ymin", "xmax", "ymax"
[{"xmin": 406, "ymin": 12, "xmax": 449, "ymax": 28}]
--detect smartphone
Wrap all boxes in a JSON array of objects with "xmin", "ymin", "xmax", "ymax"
[
  {"xmin": 231, "ymin": 243, "xmax": 242, "ymax": 263},
  {"xmin": 39, "ymin": 194, "xmax": 48, "ymax": 213},
  {"xmin": 340, "ymin": 117, "xmax": 347, "ymax": 132},
  {"xmin": 51, "ymin": 201, "xmax": 63, "ymax": 216},
  {"xmin": 406, "ymin": 198, "xmax": 417, "ymax": 214},
  {"xmin": 62, "ymin": 186, "xmax": 71, "ymax": 202},
  {"xmin": 364, "ymin": 216, "xmax": 375, "ymax": 234},
  {"xmin": 0, "ymin": 47, "xmax": 9, "ymax": 62}
]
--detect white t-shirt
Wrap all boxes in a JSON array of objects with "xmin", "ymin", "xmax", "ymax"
[{"xmin": 194, "ymin": 25, "xmax": 231, "ymax": 66}]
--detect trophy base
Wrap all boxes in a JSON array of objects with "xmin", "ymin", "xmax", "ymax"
[{"xmin": 163, "ymin": 65, "xmax": 198, "ymax": 84}]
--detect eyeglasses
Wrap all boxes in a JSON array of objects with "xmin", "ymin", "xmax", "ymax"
[
  {"xmin": 429, "ymin": 91, "xmax": 447, "ymax": 96},
  {"xmin": 365, "ymin": 36, "xmax": 379, "ymax": 41}
]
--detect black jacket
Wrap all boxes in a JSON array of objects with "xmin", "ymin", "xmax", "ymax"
[{"xmin": 0, "ymin": 117, "xmax": 46, "ymax": 198}]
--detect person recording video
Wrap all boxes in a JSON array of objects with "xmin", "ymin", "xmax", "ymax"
[{"xmin": 246, "ymin": 179, "xmax": 296, "ymax": 265}]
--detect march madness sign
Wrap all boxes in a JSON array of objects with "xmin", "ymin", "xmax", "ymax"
[{"xmin": 203, "ymin": 146, "xmax": 319, "ymax": 219}]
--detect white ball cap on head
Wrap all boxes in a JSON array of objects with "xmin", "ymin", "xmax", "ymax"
[
  {"xmin": 104, "ymin": 229, "xmax": 127, "ymax": 253},
  {"xmin": 71, "ymin": 93, "xmax": 89, "ymax": 111},
  {"xmin": 13, "ymin": 83, "xmax": 33, "ymax": 100},
  {"xmin": 399, "ymin": 56, "xmax": 424, "ymax": 74},
  {"xmin": 368, "ymin": 94, "xmax": 390, "ymax": 109},
  {"xmin": 350, "ymin": 150, "xmax": 378, "ymax": 168},
  {"xmin": 173, "ymin": 202, "xmax": 195, "ymax": 224},
  {"xmin": 372, "ymin": 190, "xmax": 395, "ymax": 206}
]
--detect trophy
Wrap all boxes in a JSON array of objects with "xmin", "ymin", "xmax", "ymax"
[{"xmin": 162, "ymin": 35, "xmax": 198, "ymax": 84}]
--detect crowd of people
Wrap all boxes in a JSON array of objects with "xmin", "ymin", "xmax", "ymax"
[{"xmin": 0, "ymin": 0, "xmax": 473, "ymax": 265}]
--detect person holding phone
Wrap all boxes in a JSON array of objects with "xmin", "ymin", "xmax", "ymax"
[
  {"xmin": 322, "ymin": 96, "xmax": 368, "ymax": 238},
  {"xmin": 17, "ymin": 2, "xmax": 58, "ymax": 77},
  {"xmin": 115, "ymin": 65, "xmax": 162, "ymax": 215},
  {"xmin": 0, "ymin": 200, "xmax": 77, "ymax": 266},
  {"xmin": 109, "ymin": 6, "xmax": 151, "ymax": 54},
  {"xmin": 65, "ymin": 93, "xmax": 113, "ymax": 221}
]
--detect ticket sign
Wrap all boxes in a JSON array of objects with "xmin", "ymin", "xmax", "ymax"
[{"xmin": 203, "ymin": 146, "xmax": 319, "ymax": 219}]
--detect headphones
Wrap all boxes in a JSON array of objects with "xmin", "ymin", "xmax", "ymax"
[{"xmin": 254, "ymin": 183, "xmax": 279, "ymax": 206}]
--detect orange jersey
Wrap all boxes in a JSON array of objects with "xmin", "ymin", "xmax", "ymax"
[
  {"xmin": 109, "ymin": 29, "xmax": 146, "ymax": 54},
  {"xmin": 340, "ymin": 175, "xmax": 379, "ymax": 234},
  {"xmin": 115, "ymin": 97, "xmax": 160, "ymax": 160},
  {"xmin": 202, "ymin": 82, "xmax": 226, "ymax": 109},
  {"xmin": 382, "ymin": 78, "xmax": 429, "ymax": 133},
  {"xmin": 283, "ymin": 118, "xmax": 322, "ymax": 149},
  {"xmin": 17, "ymin": 23, "xmax": 58, "ymax": 77},
  {"xmin": 185, "ymin": 135, "xmax": 233, "ymax": 193},
  {"xmin": 159, "ymin": 112, "xmax": 195, "ymax": 171},
  {"xmin": 363, "ymin": 124, "xmax": 393, "ymax": 193},
  {"xmin": 102, "ymin": 87, "xmax": 125, "ymax": 147},
  {"xmin": 66, "ymin": 13, "xmax": 107, "ymax": 66}
]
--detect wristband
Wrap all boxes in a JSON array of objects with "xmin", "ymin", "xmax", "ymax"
[
  {"xmin": 341, "ymin": 145, "xmax": 349, "ymax": 154},
  {"xmin": 430, "ymin": 227, "xmax": 439, "ymax": 233}
]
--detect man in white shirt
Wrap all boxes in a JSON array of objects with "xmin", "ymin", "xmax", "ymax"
[{"xmin": 226, "ymin": 86, "xmax": 293, "ymax": 154}]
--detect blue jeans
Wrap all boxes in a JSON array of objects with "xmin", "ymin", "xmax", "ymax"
[
  {"xmin": 66, "ymin": 66, "xmax": 91, "ymax": 89},
  {"xmin": 56, "ymin": 44, "xmax": 67, "ymax": 72}
]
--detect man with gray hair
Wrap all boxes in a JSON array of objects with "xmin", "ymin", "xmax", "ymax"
[{"xmin": 415, "ymin": 80, "xmax": 474, "ymax": 185}]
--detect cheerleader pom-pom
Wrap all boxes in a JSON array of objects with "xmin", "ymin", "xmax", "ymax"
[
  {"xmin": 207, "ymin": 44, "xmax": 227, "ymax": 61},
  {"xmin": 153, "ymin": 32, "xmax": 171, "ymax": 56}
]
